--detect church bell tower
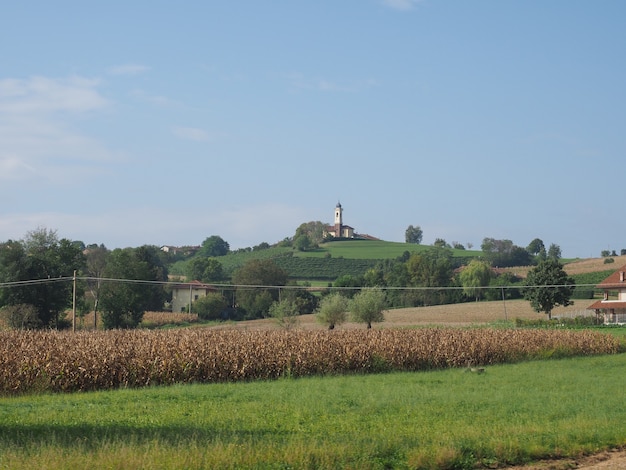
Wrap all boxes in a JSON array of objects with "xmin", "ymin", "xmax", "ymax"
[{"xmin": 334, "ymin": 202, "xmax": 343, "ymax": 237}]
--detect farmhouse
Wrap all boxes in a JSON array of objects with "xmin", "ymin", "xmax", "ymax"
[
  {"xmin": 171, "ymin": 280, "xmax": 215, "ymax": 313},
  {"xmin": 587, "ymin": 264, "xmax": 626, "ymax": 324}
]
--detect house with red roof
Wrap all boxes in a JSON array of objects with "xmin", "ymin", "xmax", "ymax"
[{"xmin": 588, "ymin": 264, "xmax": 626, "ymax": 324}]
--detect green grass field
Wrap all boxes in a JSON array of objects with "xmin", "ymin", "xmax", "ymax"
[{"xmin": 1, "ymin": 353, "xmax": 625, "ymax": 469}]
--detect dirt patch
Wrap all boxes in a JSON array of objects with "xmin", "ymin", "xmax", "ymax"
[{"xmin": 505, "ymin": 449, "xmax": 626, "ymax": 469}]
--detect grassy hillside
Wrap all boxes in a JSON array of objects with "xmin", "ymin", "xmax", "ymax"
[
  {"xmin": 214, "ymin": 240, "xmax": 481, "ymax": 281},
  {"xmin": 174, "ymin": 239, "xmax": 620, "ymax": 284}
]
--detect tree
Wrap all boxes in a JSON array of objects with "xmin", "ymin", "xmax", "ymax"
[
  {"xmin": 547, "ymin": 243, "xmax": 561, "ymax": 261},
  {"xmin": 333, "ymin": 274, "xmax": 364, "ymax": 298},
  {"xmin": 84, "ymin": 244, "xmax": 109, "ymax": 328},
  {"xmin": 232, "ymin": 259, "xmax": 287, "ymax": 319},
  {"xmin": 186, "ymin": 257, "xmax": 223, "ymax": 282},
  {"xmin": 269, "ymin": 298, "xmax": 300, "ymax": 330},
  {"xmin": 350, "ymin": 288, "xmax": 387, "ymax": 329},
  {"xmin": 459, "ymin": 259, "xmax": 492, "ymax": 301},
  {"xmin": 0, "ymin": 228, "xmax": 85, "ymax": 328},
  {"xmin": 194, "ymin": 292, "xmax": 228, "ymax": 321},
  {"xmin": 481, "ymin": 238, "xmax": 532, "ymax": 267},
  {"xmin": 99, "ymin": 246, "xmax": 168, "ymax": 329},
  {"xmin": 295, "ymin": 221, "xmax": 326, "ymax": 246},
  {"xmin": 405, "ymin": 225, "xmax": 423, "ymax": 244},
  {"xmin": 406, "ymin": 248, "xmax": 455, "ymax": 305},
  {"xmin": 293, "ymin": 234, "xmax": 312, "ymax": 252},
  {"xmin": 199, "ymin": 236, "xmax": 230, "ymax": 257},
  {"xmin": 527, "ymin": 238, "xmax": 545, "ymax": 256},
  {"xmin": 433, "ymin": 238, "xmax": 450, "ymax": 248},
  {"xmin": 315, "ymin": 292, "xmax": 348, "ymax": 330},
  {"xmin": 523, "ymin": 259, "xmax": 575, "ymax": 320}
]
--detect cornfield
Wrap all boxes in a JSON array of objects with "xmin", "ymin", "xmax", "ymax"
[{"xmin": 0, "ymin": 328, "xmax": 620, "ymax": 395}]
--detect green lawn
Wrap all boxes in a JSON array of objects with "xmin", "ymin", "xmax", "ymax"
[{"xmin": 1, "ymin": 353, "xmax": 625, "ymax": 469}]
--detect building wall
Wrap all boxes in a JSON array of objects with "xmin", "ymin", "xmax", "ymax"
[{"xmin": 171, "ymin": 287, "xmax": 210, "ymax": 313}]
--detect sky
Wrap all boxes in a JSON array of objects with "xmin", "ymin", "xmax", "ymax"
[{"xmin": 1, "ymin": 1, "xmax": 624, "ymax": 259}]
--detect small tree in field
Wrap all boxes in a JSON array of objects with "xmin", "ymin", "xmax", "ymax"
[
  {"xmin": 524, "ymin": 259, "xmax": 575, "ymax": 320},
  {"xmin": 316, "ymin": 293, "xmax": 348, "ymax": 330},
  {"xmin": 350, "ymin": 288, "xmax": 387, "ymax": 329},
  {"xmin": 269, "ymin": 299, "xmax": 300, "ymax": 330}
]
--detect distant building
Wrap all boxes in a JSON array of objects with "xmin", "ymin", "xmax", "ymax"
[
  {"xmin": 324, "ymin": 202, "xmax": 355, "ymax": 238},
  {"xmin": 588, "ymin": 264, "xmax": 626, "ymax": 324},
  {"xmin": 323, "ymin": 202, "xmax": 379, "ymax": 240},
  {"xmin": 171, "ymin": 280, "xmax": 216, "ymax": 313}
]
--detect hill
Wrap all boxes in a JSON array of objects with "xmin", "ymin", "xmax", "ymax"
[{"xmin": 216, "ymin": 239, "xmax": 480, "ymax": 281}]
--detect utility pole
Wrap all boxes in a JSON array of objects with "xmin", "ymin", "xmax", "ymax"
[{"xmin": 72, "ymin": 270, "xmax": 77, "ymax": 332}]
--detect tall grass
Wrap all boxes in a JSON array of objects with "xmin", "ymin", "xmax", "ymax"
[{"xmin": 1, "ymin": 354, "xmax": 625, "ymax": 469}]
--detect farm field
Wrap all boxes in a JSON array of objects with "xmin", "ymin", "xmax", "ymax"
[
  {"xmin": 208, "ymin": 298, "xmax": 597, "ymax": 331},
  {"xmin": 505, "ymin": 255, "xmax": 626, "ymax": 279},
  {"xmin": 1, "ymin": 354, "xmax": 625, "ymax": 469},
  {"xmin": 2, "ymin": 299, "xmax": 625, "ymax": 468}
]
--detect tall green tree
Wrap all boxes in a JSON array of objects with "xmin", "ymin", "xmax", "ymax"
[
  {"xmin": 527, "ymin": 238, "xmax": 546, "ymax": 261},
  {"xmin": 405, "ymin": 225, "xmax": 423, "ymax": 244},
  {"xmin": 186, "ymin": 257, "xmax": 223, "ymax": 282},
  {"xmin": 0, "ymin": 228, "xmax": 85, "ymax": 328},
  {"xmin": 232, "ymin": 259, "xmax": 287, "ymax": 319},
  {"xmin": 459, "ymin": 259, "xmax": 492, "ymax": 301},
  {"xmin": 524, "ymin": 259, "xmax": 575, "ymax": 320},
  {"xmin": 99, "ymin": 246, "xmax": 168, "ymax": 329},
  {"xmin": 199, "ymin": 236, "xmax": 230, "ymax": 257},
  {"xmin": 406, "ymin": 248, "xmax": 455, "ymax": 306},
  {"xmin": 350, "ymin": 288, "xmax": 387, "ymax": 329},
  {"xmin": 547, "ymin": 243, "xmax": 562, "ymax": 261}
]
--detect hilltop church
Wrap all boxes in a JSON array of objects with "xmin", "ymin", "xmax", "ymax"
[
  {"xmin": 323, "ymin": 202, "xmax": 379, "ymax": 240},
  {"xmin": 324, "ymin": 202, "xmax": 355, "ymax": 239}
]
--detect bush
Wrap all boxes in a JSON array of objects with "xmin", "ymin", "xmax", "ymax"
[
  {"xmin": 514, "ymin": 316, "xmax": 601, "ymax": 328},
  {"xmin": 194, "ymin": 293, "xmax": 228, "ymax": 321},
  {"xmin": 1, "ymin": 304, "xmax": 42, "ymax": 330}
]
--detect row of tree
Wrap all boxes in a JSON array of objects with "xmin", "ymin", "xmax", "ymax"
[
  {"xmin": 0, "ymin": 227, "xmax": 579, "ymax": 330},
  {"xmin": 0, "ymin": 229, "xmax": 168, "ymax": 329}
]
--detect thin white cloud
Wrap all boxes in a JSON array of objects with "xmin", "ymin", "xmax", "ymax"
[
  {"xmin": 172, "ymin": 126, "xmax": 211, "ymax": 142},
  {"xmin": 288, "ymin": 73, "xmax": 378, "ymax": 93},
  {"xmin": 130, "ymin": 89, "xmax": 181, "ymax": 108},
  {"xmin": 382, "ymin": 0, "xmax": 423, "ymax": 11},
  {"xmin": 0, "ymin": 75, "xmax": 118, "ymax": 184},
  {"xmin": 107, "ymin": 64, "xmax": 150, "ymax": 76},
  {"xmin": 0, "ymin": 76, "xmax": 107, "ymax": 114}
]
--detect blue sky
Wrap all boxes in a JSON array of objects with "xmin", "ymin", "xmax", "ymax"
[{"xmin": 1, "ymin": 1, "xmax": 624, "ymax": 258}]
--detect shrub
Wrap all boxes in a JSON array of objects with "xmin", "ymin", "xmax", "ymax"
[
  {"xmin": 194, "ymin": 293, "xmax": 228, "ymax": 321},
  {"xmin": 1, "ymin": 304, "xmax": 42, "ymax": 330}
]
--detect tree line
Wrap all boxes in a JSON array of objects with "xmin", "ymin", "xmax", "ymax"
[{"xmin": 0, "ymin": 226, "xmax": 582, "ymax": 330}]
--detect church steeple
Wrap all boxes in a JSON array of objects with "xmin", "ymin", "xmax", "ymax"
[
  {"xmin": 334, "ymin": 202, "xmax": 343, "ymax": 237},
  {"xmin": 334, "ymin": 201, "xmax": 343, "ymax": 227}
]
